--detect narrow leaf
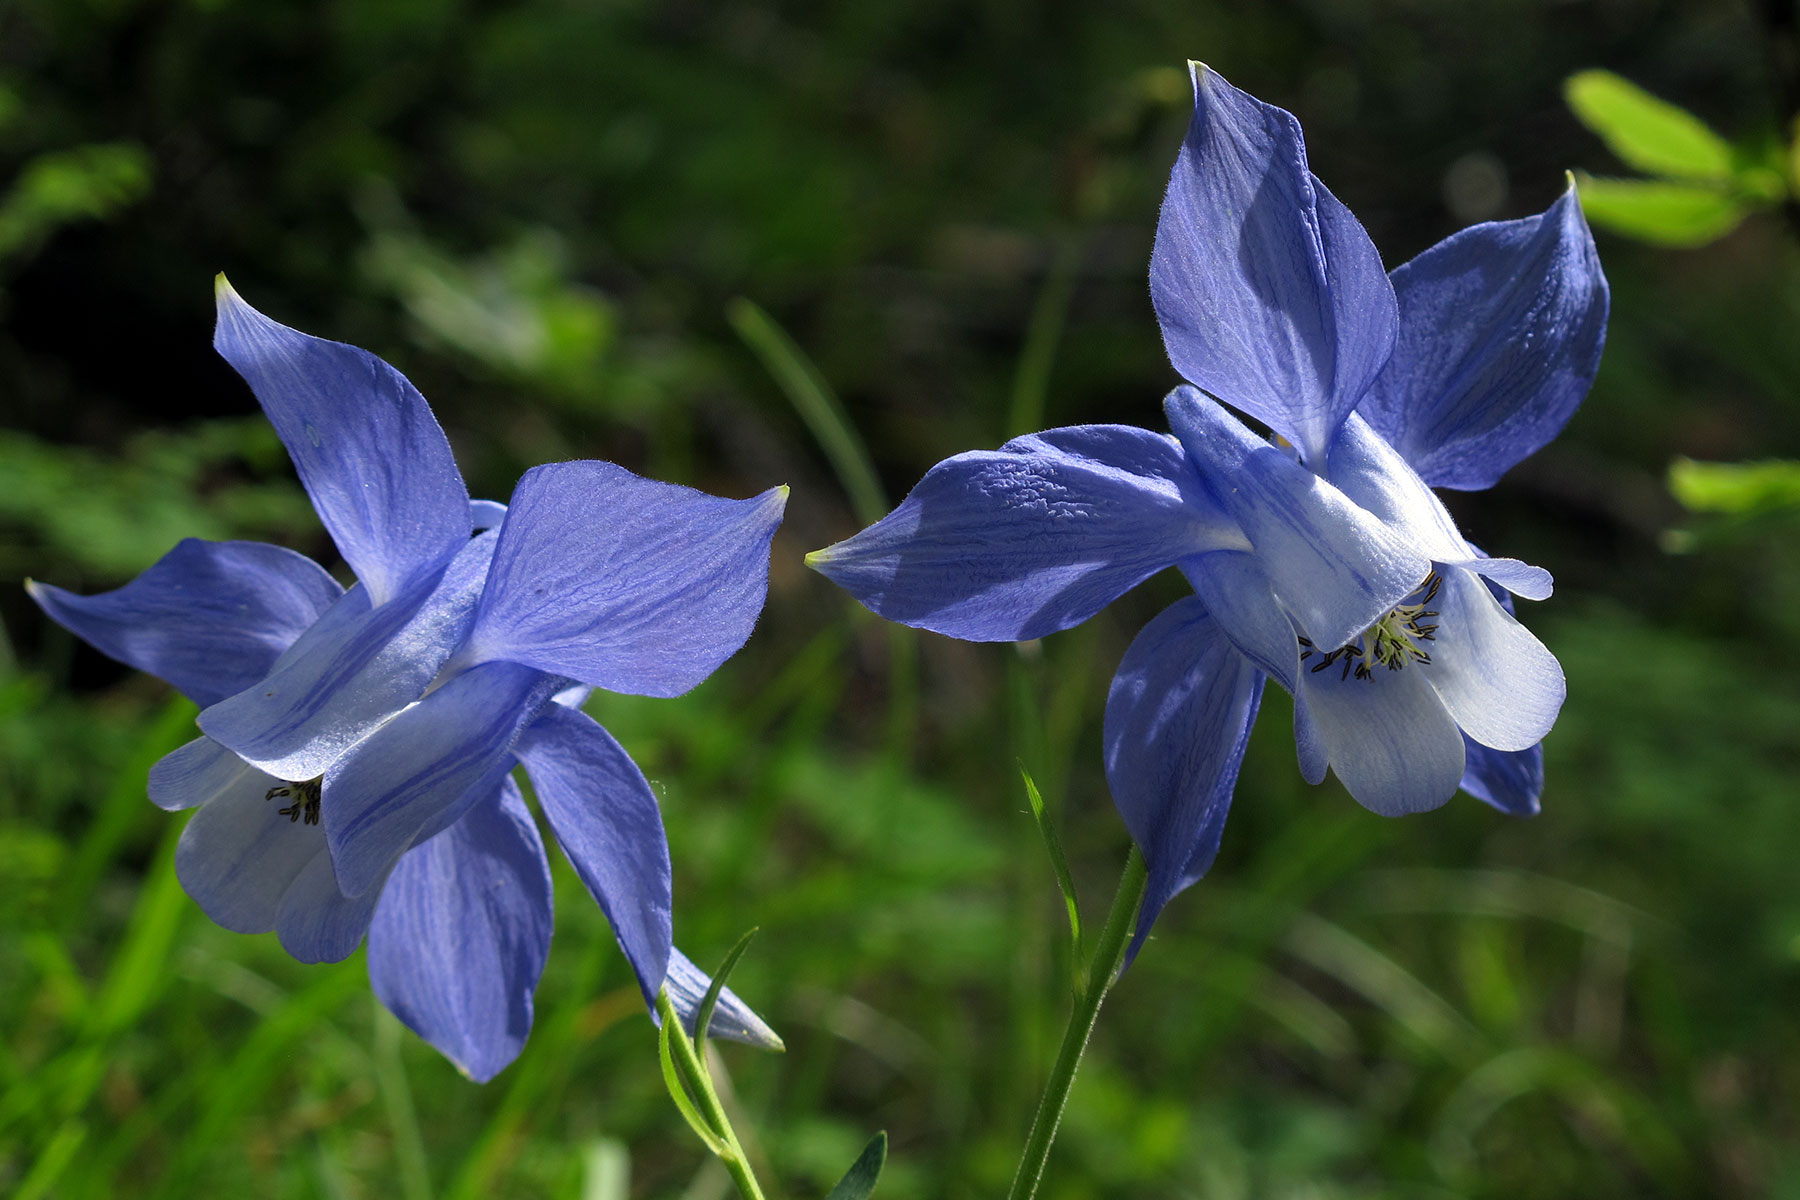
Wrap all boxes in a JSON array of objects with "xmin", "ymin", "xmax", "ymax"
[
  {"xmin": 1668, "ymin": 457, "xmax": 1800, "ymax": 516},
  {"xmin": 1020, "ymin": 765, "xmax": 1081, "ymax": 974},
  {"xmin": 1571, "ymin": 175, "xmax": 1747, "ymax": 247},
  {"xmin": 695, "ymin": 928, "xmax": 759, "ymax": 1052},
  {"xmin": 1565, "ymin": 70, "xmax": 1734, "ymax": 182},
  {"xmin": 825, "ymin": 1131, "xmax": 888, "ymax": 1200},
  {"xmin": 656, "ymin": 990, "xmax": 729, "ymax": 1157},
  {"xmin": 728, "ymin": 297, "xmax": 889, "ymax": 526}
]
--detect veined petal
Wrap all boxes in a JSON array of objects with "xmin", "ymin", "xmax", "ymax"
[
  {"xmin": 514, "ymin": 703, "xmax": 672, "ymax": 1008},
  {"xmin": 322, "ymin": 659, "xmax": 558, "ymax": 898},
  {"xmin": 808, "ymin": 424, "xmax": 1244, "ymax": 641},
  {"xmin": 1295, "ymin": 655, "xmax": 1466, "ymax": 816},
  {"xmin": 1460, "ymin": 738, "xmax": 1543, "ymax": 816},
  {"xmin": 1359, "ymin": 184, "xmax": 1609, "ymax": 491},
  {"xmin": 149, "ymin": 735, "xmax": 258, "ymax": 812},
  {"xmin": 459, "ymin": 462, "xmax": 784, "ymax": 698},
  {"xmin": 276, "ymin": 851, "xmax": 385, "ymax": 964},
  {"xmin": 1167, "ymin": 389, "xmax": 1428, "ymax": 650},
  {"xmin": 1104, "ymin": 596, "xmax": 1263, "ymax": 960},
  {"xmin": 1420, "ymin": 568, "xmax": 1565, "ymax": 753},
  {"xmin": 368, "ymin": 779, "xmax": 554, "ymax": 1082},
  {"xmin": 174, "ymin": 753, "xmax": 319, "ymax": 935},
  {"xmin": 1180, "ymin": 550, "xmax": 1300, "ymax": 690},
  {"xmin": 1150, "ymin": 64, "xmax": 1397, "ymax": 465},
  {"xmin": 27, "ymin": 538, "xmax": 342, "ymax": 708},
  {"xmin": 198, "ymin": 531, "xmax": 498, "ymax": 782},
  {"xmin": 213, "ymin": 280, "xmax": 471, "ymax": 606},
  {"xmin": 664, "ymin": 948, "xmax": 785, "ymax": 1051}
]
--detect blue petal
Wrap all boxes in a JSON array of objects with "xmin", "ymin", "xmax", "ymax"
[
  {"xmin": 174, "ymin": 751, "xmax": 320, "ymax": 934},
  {"xmin": 663, "ymin": 947, "xmax": 785, "ymax": 1051},
  {"xmin": 367, "ymin": 779, "xmax": 554, "ymax": 1082},
  {"xmin": 1166, "ymin": 389, "xmax": 1429, "ymax": 651},
  {"xmin": 276, "ymin": 851, "xmax": 385, "ymax": 963},
  {"xmin": 1149, "ymin": 64, "xmax": 1398, "ymax": 465},
  {"xmin": 808, "ymin": 424, "xmax": 1244, "ymax": 642},
  {"xmin": 322, "ymin": 659, "xmax": 558, "ymax": 898},
  {"xmin": 213, "ymin": 280, "xmax": 471, "ymax": 606},
  {"xmin": 198, "ymin": 530, "xmax": 498, "ymax": 782},
  {"xmin": 1460, "ymin": 739, "xmax": 1543, "ymax": 816},
  {"xmin": 513, "ymin": 703, "xmax": 672, "ymax": 1009},
  {"xmin": 1103, "ymin": 596, "xmax": 1263, "ymax": 962},
  {"xmin": 1419, "ymin": 567, "xmax": 1564, "ymax": 753},
  {"xmin": 1293, "ymin": 653, "xmax": 1466, "ymax": 816},
  {"xmin": 458, "ymin": 462, "xmax": 785, "ymax": 698},
  {"xmin": 149, "ymin": 735, "xmax": 259, "ymax": 812},
  {"xmin": 27, "ymin": 538, "xmax": 342, "ymax": 707},
  {"xmin": 1180, "ymin": 550, "xmax": 1300, "ymax": 690},
  {"xmin": 1358, "ymin": 184, "xmax": 1609, "ymax": 491},
  {"xmin": 469, "ymin": 499, "xmax": 508, "ymax": 531}
]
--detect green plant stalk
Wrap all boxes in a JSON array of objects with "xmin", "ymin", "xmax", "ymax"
[
  {"xmin": 655, "ymin": 989, "xmax": 768, "ymax": 1200},
  {"xmin": 1006, "ymin": 846, "xmax": 1148, "ymax": 1200}
]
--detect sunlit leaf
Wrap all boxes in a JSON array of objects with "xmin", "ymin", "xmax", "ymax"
[
  {"xmin": 1668, "ymin": 456, "xmax": 1800, "ymax": 516},
  {"xmin": 1565, "ymin": 70, "xmax": 1734, "ymax": 182},
  {"xmin": 1571, "ymin": 175, "xmax": 1746, "ymax": 247}
]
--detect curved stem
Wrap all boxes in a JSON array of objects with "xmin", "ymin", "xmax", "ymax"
[
  {"xmin": 655, "ymin": 989, "xmax": 769, "ymax": 1200},
  {"xmin": 1006, "ymin": 847, "xmax": 1149, "ymax": 1200}
]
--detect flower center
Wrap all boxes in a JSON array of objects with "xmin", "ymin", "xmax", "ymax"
[
  {"xmin": 265, "ymin": 777, "xmax": 323, "ymax": 825},
  {"xmin": 1298, "ymin": 572, "xmax": 1441, "ymax": 682}
]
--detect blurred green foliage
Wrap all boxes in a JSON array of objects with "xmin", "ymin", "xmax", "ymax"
[{"xmin": 4, "ymin": 1, "xmax": 1800, "ymax": 1198}]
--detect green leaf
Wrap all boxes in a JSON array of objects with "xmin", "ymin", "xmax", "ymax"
[
  {"xmin": 1668, "ymin": 457, "xmax": 1800, "ymax": 517},
  {"xmin": 824, "ymin": 1131, "xmax": 888, "ymax": 1200},
  {"xmin": 655, "ymin": 989, "xmax": 730, "ymax": 1158},
  {"xmin": 0, "ymin": 142, "xmax": 152, "ymax": 265},
  {"xmin": 1565, "ymin": 70, "xmax": 1734, "ymax": 182},
  {"xmin": 1020, "ymin": 765, "xmax": 1082, "ymax": 981},
  {"xmin": 694, "ymin": 927, "xmax": 758, "ymax": 1051},
  {"xmin": 1571, "ymin": 175, "xmax": 1747, "ymax": 247}
]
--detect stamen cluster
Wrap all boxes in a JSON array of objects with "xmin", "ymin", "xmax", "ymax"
[{"xmin": 1298, "ymin": 572, "xmax": 1442, "ymax": 682}]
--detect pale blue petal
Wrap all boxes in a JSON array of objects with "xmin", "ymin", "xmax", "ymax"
[
  {"xmin": 149, "ymin": 736, "xmax": 258, "ymax": 812},
  {"xmin": 1149, "ymin": 64, "xmax": 1397, "ymax": 465},
  {"xmin": 1460, "ymin": 739, "xmax": 1543, "ymax": 816},
  {"xmin": 198, "ymin": 531, "xmax": 498, "ymax": 782},
  {"xmin": 1420, "ymin": 568, "xmax": 1565, "ymax": 753},
  {"xmin": 368, "ymin": 779, "xmax": 553, "ymax": 1082},
  {"xmin": 1294, "ymin": 655, "xmax": 1466, "ymax": 816},
  {"xmin": 1359, "ymin": 185, "xmax": 1609, "ymax": 490},
  {"xmin": 459, "ymin": 462, "xmax": 785, "ymax": 698},
  {"xmin": 1167, "ymin": 389, "xmax": 1428, "ymax": 650},
  {"xmin": 664, "ymin": 948, "xmax": 785, "ymax": 1051},
  {"xmin": 469, "ymin": 499, "xmax": 508, "ymax": 531},
  {"xmin": 322, "ymin": 660, "xmax": 558, "ymax": 898},
  {"xmin": 174, "ymin": 755, "xmax": 323, "ymax": 935},
  {"xmin": 1179, "ymin": 550, "xmax": 1299, "ymax": 690},
  {"xmin": 514, "ymin": 703, "xmax": 672, "ymax": 1009},
  {"xmin": 27, "ymin": 538, "xmax": 341, "ymax": 707},
  {"xmin": 214, "ymin": 281, "xmax": 471, "ymax": 606},
  {"xmin": 1103, "ymin": 596, "xmax": 1263, "ymax": 961},
  {"xmin": 809, "ymin": 424, "xmax": 1244, "ymax": 641},
  {"xmin": 276, "ymin": 851, "xmax": 384, "ymax": 964}
]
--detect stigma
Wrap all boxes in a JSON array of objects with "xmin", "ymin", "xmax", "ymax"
[
  {"xmin": 1298, "ymin": 572, "xmax": 1441, "ymax": 682},
  {"xmin": 266, "ymin": 777, "xmax": 323, "ymax": 825}
]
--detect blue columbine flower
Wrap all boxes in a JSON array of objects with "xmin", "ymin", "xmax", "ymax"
[
  {"xmin": 806, "ymin": 66, "xmax": 1608, "ymax": 953},
  {"xmin": 28, "ymin": 279, "xmax": 785, "ymax": 1078}
]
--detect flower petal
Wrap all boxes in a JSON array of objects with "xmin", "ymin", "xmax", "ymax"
[
  {"xmin": 1460, "ymin": 738, "xmax": 1543, "ymax": 817},
  {"xmin": 664, "ymin": 947, "xmax": 785, "ymax": 1051},
  {"xmin": 808, "ymin": 424, "xmax": 1243, "ymax": 641},
  {"xmin": 1150, "ymin": 64, "xmax": 1397, "ymax": 465},
  {"xmin": 1420, "ymin": 568, "xmax": 1565, "ymax": 753},
  {"xmin": 1167, "ymin": 389, "xmax": 1428, "ymax": 650},
  {"xmin": 174, "ymin": 756, "xmax": 323, "ymax": 934},
  {"xmin": 213, "ymin": 280, "xmax": 471, "ymax": 605},
  {"xmin": 367, "ymin": 779, "xmax": 554, "ymax": 1082},
  {"xmin": 322, "ymin": 659, "xmax": 558, "ymax": 898},
  {"xmin": 1358, "ymin": 184, "xmax": 1609, "ymax": 491},
  {"xmin": 275, "ymin": 851, "xmax": 385, "ymax": 963},
  {"xmin": 469, "ymin": 499, "xmax": 508, "ymax": 531},
  {"xmin": 459, "ymin": 462, "xmax": 785, "ymax": 698},
  {"xmin": 27, "ymin": 538, "xmax": 342, "ymax": 707},
  {"xmin": 1180, "ymin": 549, "xmax": 1300, "ymax": 690},
  {"xmin": 1294, "ymin": 653, "xmax": 1466, "ymax": 816},
  {"xmin": 149, "ymin": 735, "xmax": 259, "ymax": 812},
  {"xmin": 1104, "ymin": 596, "xmax": 1263, "ymax": 960},
  {"xmin": 514, "ymin": 703, "xmax": 672, "ymax": 1008},
  {"xmin": 197, "ymin": 531, "xmax": 498, "ymax": 782}
]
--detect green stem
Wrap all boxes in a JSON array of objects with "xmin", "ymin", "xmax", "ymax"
[
  {"xmin": 655, "ymin": 990, "xmax": 769, "ymax": 1200},
  {"xmin": 1006, "ymin": 847, "xmax": 1148, "ymax": 1200}
]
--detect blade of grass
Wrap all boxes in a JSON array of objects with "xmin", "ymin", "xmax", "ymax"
[
  {"xmin": 1018, "ymin": 766, "xmax": 1081, "ymax": 988},
  {"xmin": 695, "ymin": 929, "xmax": 759, "ymax": 1053},
  {"xmin": 373, "ymin": 1001, "xmax": 434, "ymax": 1200},
  {"xmin": 1005, "ymin": 234, "xmax": 1082, "ymax": 438}
]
